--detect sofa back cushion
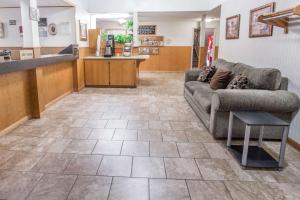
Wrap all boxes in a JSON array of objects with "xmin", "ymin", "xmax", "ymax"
[
  {"xmin": 212, "ymin": 59, "xmax": 236, "ymax": 71},
  {"xmin": 232, "ymin": 63, "xmax": 282, "ymax": 90}
]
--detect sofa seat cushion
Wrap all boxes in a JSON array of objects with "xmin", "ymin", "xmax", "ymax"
[
  {"xmin": 193, "ymin": 90, "xmax": 213, "ymax": 114},
  {"xmin": 185, "ymin": 81, "xmax": 212, "ymax": 95}
]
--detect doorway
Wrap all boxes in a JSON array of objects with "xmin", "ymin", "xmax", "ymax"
[{"xmin": 192, "ymin": 28, "xmax": 200, "ymax": 68}]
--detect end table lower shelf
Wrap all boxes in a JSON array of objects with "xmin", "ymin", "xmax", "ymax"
[{"xmin": 228, "ymin": 145, "xmax": 280, "ymax": 169}]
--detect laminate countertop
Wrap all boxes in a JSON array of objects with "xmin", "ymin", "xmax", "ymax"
[
  {"xmin": 0, "ymin": 54, "xmax": 76, "ymax": 75},
  {"xmin": 83, "ymin": 55, "xmax": 150, "ymax": 60}
]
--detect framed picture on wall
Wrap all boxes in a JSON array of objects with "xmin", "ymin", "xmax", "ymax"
[
  {"xmin": 226, "ymin": 15, "xmax": 240, "ymax": 39},
  {"xmin": 79, "ymin": 20, "xmax": 88, "ymax": 41},
  {"xmin": 249, "ymin": 2, "xmax": 275, "ymax": 38}
]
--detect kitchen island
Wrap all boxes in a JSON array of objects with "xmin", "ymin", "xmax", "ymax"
[{"xmin": 84, "ymin": 55, "xmax": 149, "ymax": 87}]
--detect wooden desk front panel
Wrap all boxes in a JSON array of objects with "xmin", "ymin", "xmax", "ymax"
[
  {"xmin": 84, "ymin": 60, "xmax": 110, "ymax": 86},
  {"xmin": 110, "ymin": 60, "xmax": 136, "ymax": 87}
]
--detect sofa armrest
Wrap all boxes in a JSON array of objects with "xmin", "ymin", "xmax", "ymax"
[
  {"xmin": 211, "ymin": 89, "xmax": 300, "ymax": 113},
  {"xmin": 185, "ymin": 69, "xmax": 201, "ymax": 82}
]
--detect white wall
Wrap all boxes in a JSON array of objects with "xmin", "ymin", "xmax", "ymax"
[
  {"xmin": 75, "ymin": 6, "xmax": 91, "ymax": 47},
  {"xmin": 0, "ymin": 8, "xmax": 23, "ymax": 47},
  {"xmin": 88, "ymin": 0, "xmax": 209, "ymax": 13},
  {"xmin": 139, "ymin": 20, "xmax": 198, "ymax": 46},
  {"xmin": 39, "ymin": 7, "xmax": 76, "ymax": 47},
  {"xmin": 219, "ymin": 0, "xmax": 300, "ymax": 143}
]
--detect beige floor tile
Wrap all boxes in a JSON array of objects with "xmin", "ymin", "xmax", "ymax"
[
  {"xmin": 268, "ymin": 182, "xmax": 300, "ymax": 200},
  {"xmin": 177, "ymin": 143, "xmax": 210, "ymax": 159},
  {"xmin": 164, "ymin": 158, "xmax": 201, "ymax": 179},
  {"xmin": 162, "ymin": 131, "xmax": 188, "ymax": 142},
  {"xmin": 93, "ymin": 141, "xmax": 123, "ymax": 155},
  {"xmin": 11, "ymin": 126, "xmax": 45, "ymax": 137},
  {"xmin": 224, "ymin": 181, "xmax": 283, "ymax": 200},
  {"xmin": 113, "ymin": 129, "xmax": 137, "ymax": 141},
  {"xmin": 0, "ymin": 135, "xmax": 23, "ymax": 149},
  {"xmin": 0, "ymin": 151, "xmax": 15, "ymax": 169},
  {"xmin": 68, "ymin": 176, "xmax": 112, "ymax": 200},
  {"xmin": 127, "ymin": 120, "xmax": 149, "ymax": 129},
  {"xmin": 84, "ymin": 119, "xmax": 108, "ymax": 128},
  {"xmin": 138, "ymin": 130, "xmax": 162, "ymax": 142},
  {"xmin": 0, "ymin": 151, "xmax": 44, "ymax": 171},
  {"xmin": 121, "ymin": 141, "xmax": 149, "ymax": 156},
  {"xmin": 106, "ymin": 120, "xmax": 128, "ymax": 129},
  {"xmin": 185, "ymin": 129, "xmax": 214, "ymax": 142},
  {"xmin": 196, "ymin": 159, "xmax": 238, "ymax": 181},
  {"xmin": 64, "ymin": 140, "xmax": 97, "ymax": 154},
  {"xmin": 69, "ymin": 118, "xmax": 88, "ymax": 128},
  {"xmin": 108, "ymin": 177, "xmax": 148, "ymax": 200},
  {"xmin": 149, "ymin": 121, "xmax": 172, "ymax": 130},
  {"xmin": 150, "ymin": 179, "xmax": 190, "ymax": 200},
  {"xmin": 101, "ymin": 113, "xmax": 122, "ymax": 120},
  {"xmin": 0, "ymin": 170, "xmax": 43, "ymax": 200},
  {"xmin": 98, "ymin": 155, "xmax": 132, "ymax": 177},
  {"xmin": 150, "ymin": 141, "xmax": 179, "ymax": 157},
  {"xmin": 187, "ymin": 180, "xmax": 232, "ymax": 200},
  {"xmin": 204, "ymin": 143, "xmax": 231, "ymax": 159},
  {"xmin": 27, "ymin": 174, "xmax": 77, "ymax": 200},
  {"xmin": 41, "ymin": 126, "xmax": 69, "ymax": 138},
  {"xmin": 64, "ymin": 154, "xmax": 103, "ymax": 175},
  {"xmin": 88, "ymin": 129, "xmax": 115, "ymax": 140},
  {"xmin": 132, "ymin": 157, "xmax": 165, "ymax": 178},
  {"xmin": 31, "ymin": 153, "xmax": 74, "ymax": 173},
  {"xmin": 170, "ymin": 121, "xmax": 195, "ymax": 131},
  {"xmin": 47, "ymin": 139, "xmax": 72, "ymax": 153},
  {"xmin": 64, "ymin": 127, "xmax": 92, "ymax": 139}
]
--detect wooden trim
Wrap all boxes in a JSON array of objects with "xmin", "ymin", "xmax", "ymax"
[
  {"xmin": 45, "ymin": 90, "xmax": 72, "ymax": 109},
  {"xmin": 0, "ymin": 116, "xmax": 30, "ymax": 137},
  {"xmin": 288, "ymin": 138, "xmax": 300, "ymax": 151}
]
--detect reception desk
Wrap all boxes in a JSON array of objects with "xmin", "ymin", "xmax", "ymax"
[{"xmin": 84, "ymin": 56, "xmax": 148, "ymax": 87}]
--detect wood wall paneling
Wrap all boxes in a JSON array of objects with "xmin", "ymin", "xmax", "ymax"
[
  {"xmin": 198, "ymin": 46, "xmax": 208, "ymax": 68},
  {"xmin": 73, "ymin": 48, "xmax": 90, "ymax": 91},
  {"xmin": 110, "ymin": 60, "xmax": 137, "ymax": 87},
  {"xmin": 0, "ymin": 71, "xmax": 32, "ymax": 131},
  {"xmin": 138, "ymin": 46, "xmax": 192, "ymax": 72},
  {"xmin": 85, "ymin": 60, "xmax": 110, "ymax": 86}
]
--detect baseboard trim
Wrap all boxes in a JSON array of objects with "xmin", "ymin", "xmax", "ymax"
[
  {"xmin": 288, "ymin": 138, "xmax": 300, "ymax": 152},
  {"xmin": 0, "ymin": 116, "xmax": 31, "ymax": 137},
  {"xmin": 45, "ymin": 90, "xmax": 73, "ymax": 109}
]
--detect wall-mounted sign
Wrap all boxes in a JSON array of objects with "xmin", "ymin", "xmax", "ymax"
[
  {"xmin": 0, "ymin": 23, "xmax": 5, "ymax": 38},
  {"xmin": 29, "ymin": 7, "xmax": 39, "ymax": 21},
  {"xmin": 48, "ymin": 23, "xmax": 57, "ymax": 35},
  {"xmin": 38, "ymin": 18, "xmax": 47, "ymax": 27},
  {"xmin": 9, "ymin": 20, "xmax": 16, "ymax": 25},
  {"xmin": 138, "ymin": 25, "xmax": 156, "ymax": 35}
]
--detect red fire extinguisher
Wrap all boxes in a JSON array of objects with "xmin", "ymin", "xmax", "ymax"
[{"xmin": 207, "ymin": 35, "xmax": 213, "ymax": 66}]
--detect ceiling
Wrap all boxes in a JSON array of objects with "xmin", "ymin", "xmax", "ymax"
[
  {"xmin": 0, "ymin": 0, "xmax": 72, "ymax": 7},
  {"xmin": 138, "ymin": 11, "xmax": 205, "ymax": 22}
]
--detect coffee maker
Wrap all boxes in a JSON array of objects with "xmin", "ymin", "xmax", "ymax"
[{"xmin": 104, "ymin": 35, "xmax": 115, "ymax": 57}]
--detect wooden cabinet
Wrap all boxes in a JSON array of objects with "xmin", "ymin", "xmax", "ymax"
[
  {"xmin": 84, "ymin": 60, "xmax": 109, "ymax": 86},
  {"xmin": 110, "ymin": 60, "xmax": 136, "ymax": 87},
  {"xmin": 84, "ymin": 59, "xmax": 138, "ymax": 87}
]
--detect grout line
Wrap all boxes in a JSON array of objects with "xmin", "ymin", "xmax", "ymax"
[
  {"xmin": 24, "ymin": 172, "xmax": 45, "ymax": 200},
  {"xmin": 96, "ymin": 154, "xmax": 105, "ymax": 175},
  {"xmin": 130, "ymin": 156, "xmax": 134, "ymax": 177},
  {"xmin": 106, "ymin": 176, "xmax": 114, "ymax": 200},
  {"xmin": 148, "ymin": 178, "xmax": 150, "ymax": 200},
  {"xmin": 163, "ymin": 157, "xmax": 168, "ymax": 179},
  {"xmin": 185, "ymin": 179, "xmax": 192, "ymax": 200},
  {"xmin": 66, "ymin": 175, "xmax": 79, "ymax": 199}
]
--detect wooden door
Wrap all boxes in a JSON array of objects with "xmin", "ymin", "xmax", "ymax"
[
  {"xmin": 109, "ymin": 60, "xmax": 136, "ymax": 87},
  {"xmin": 84, "ymin": 60, "xmax": 109, "ymax": 86}
]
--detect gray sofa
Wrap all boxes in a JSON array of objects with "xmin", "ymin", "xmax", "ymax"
[{"xmin": 184, "ymin": 59, "xmax": 300, "ymax": 139}]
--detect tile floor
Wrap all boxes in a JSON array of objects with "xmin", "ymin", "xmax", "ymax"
[{"xmin": 0, "ymin": 73, "xmax": 300, "ymax": 200}]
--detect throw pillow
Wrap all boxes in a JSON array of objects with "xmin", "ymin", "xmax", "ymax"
[
  {"xmin": 197, "ymin": 66, "xmax": 216, "ymax": 83},
  {"xmin": 209, "ymin": 68, "xmax": 232, "ymax": 90},
  {"xmin": 227, "ymin": 74, "xmax": 249, "ymax": 89}
]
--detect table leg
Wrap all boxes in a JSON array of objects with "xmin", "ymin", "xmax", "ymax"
[
  {"xmin": 279, "ymin": 126, "xmax": 289, "ymax": 167},
  {"xmin": 227, "ymin": 112, "xmax": 234, "ymax": 147},
  {"xmin": 242, "ymin": 125, "xmax": 251, "ymax": 166},
  {"xmin": 258, "ymin": 126, "xmax": 264, "ymax": 147}
]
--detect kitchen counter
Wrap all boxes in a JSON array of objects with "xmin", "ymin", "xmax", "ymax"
[
  {"xmin": 0, "ymin": 54, "xmax": 76, "ymax": 75},
  {"xmin": 83, "ymin": 55, "xmax": 149, "ymax": 60},
  {"xmin": 83, "ymin": 55, "xmax": 149, "ymax": 87}
]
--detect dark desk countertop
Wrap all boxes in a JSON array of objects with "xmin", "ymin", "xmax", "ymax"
[{"xmin": 0, "ymin": 54, "xmax": 77, "ymax": 75}]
